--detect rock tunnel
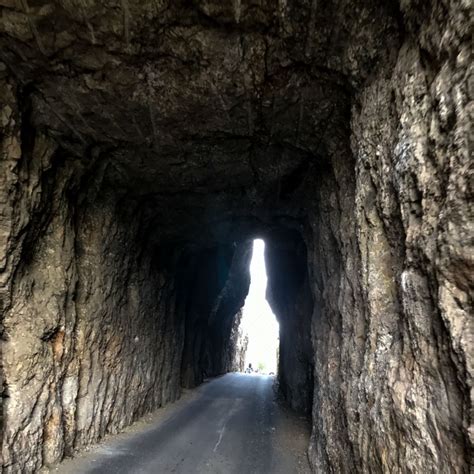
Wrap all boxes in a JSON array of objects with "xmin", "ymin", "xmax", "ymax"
[{"xmin": 0, "ymin": 0, "xmax": 472, "ymax": 472}]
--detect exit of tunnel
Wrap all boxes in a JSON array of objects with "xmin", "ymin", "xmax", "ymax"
[{"xmin": 178, "ymin": 229, "xmax": 314, "ymax": 417}]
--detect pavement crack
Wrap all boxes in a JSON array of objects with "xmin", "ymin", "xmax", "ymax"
[{"xmin": 213, "ymin": 426, "xmax": 226, "ymax": 452}]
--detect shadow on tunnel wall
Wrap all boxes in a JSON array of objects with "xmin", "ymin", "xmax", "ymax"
[
  {"xmin": 178, "ymin": 240, "xmax": 252, "ymax": 388},
  {"xmin": 265, "ymin": 231, "xmax": 314, "ymax": 415}
]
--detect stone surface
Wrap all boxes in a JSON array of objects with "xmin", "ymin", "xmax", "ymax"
[
  {"xmin": 266, "ymin": 231, "xmax": 314, "ymax": 415},
  {"xmin": 0, "ymin": 1, "xmax": 472, "ymax": 473},
  {"xmin": 306, "ymin": 2, "xmax": 473, "ymax": 471},
  {"xmin": 229, "ymin": 310, "xmax": 249, "ymax": 373},
  {"xmin": 180, "ymin": 241, "xmax": 252, "ymax": 388}
]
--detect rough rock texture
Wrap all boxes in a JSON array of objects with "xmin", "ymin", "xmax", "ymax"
[
  {"xmin": 306, "ymin": 2, "xmax": 473, "ymax": 471},
  {"xmin": 0, "ymin": 80, "xmax": 252, "ymax": 469},
  {"xmin": 266, "ymin": 231, "xmax": 314, "ymax": 415},
  {"xmin": 0, "ymin": 92, "xmax": 186, "ymax": 469},
  {"xmin": 0, "ymin": 1, "xmax": 472, "ymax": 473},
  {"xmin": 229, "ymin": 310, "xmax": 249, "ymax": 373},
  {"xmin": 180, "ymin": 241, "xmax": 252, "ymax": 387}
]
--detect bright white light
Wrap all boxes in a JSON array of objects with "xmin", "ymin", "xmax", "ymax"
[{"xmin": 240, "ymin": 239, "xmax": 279, "ymax": 374}]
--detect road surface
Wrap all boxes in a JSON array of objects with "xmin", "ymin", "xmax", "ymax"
[{"xmin": 51, "ymin": 373, "xmax": 311, "ymax": 474}]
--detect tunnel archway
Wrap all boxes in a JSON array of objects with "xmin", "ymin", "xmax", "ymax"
[{"xmin": 0, "ymin": 1, "xmax": 471, "ymax": 473}]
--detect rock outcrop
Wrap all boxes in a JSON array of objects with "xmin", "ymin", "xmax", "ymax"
[
  {"xmin": 0, "ymin": 1, "xmax": 471, "ymax": 473},
  {"xmin": 266, "ymin": 231, "xmax": 314, "ymax": 415},
  {"xmin": 229, "ymin": 310, "xmax": 249, "ymax": 373},
  {"xmin": 180, "ymin": 241, "xmax": 252, "ymax": 387}
]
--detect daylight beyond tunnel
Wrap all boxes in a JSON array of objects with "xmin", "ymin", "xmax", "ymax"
[
  {"xmin": 240, "ymin": 239, "xmax": 279, "ymax": 376},
  {"xmin": 0, "ymin": 1, "xmax": 472, "ymax": 473}
]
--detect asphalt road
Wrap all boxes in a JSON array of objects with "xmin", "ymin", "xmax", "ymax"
[{"xmin": 53, "ymin": 373, "xmax": 311, "ymax": 474}]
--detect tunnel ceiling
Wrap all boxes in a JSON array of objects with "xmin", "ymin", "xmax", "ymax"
[{"xmin": 0, "ymin": 0, "xmax": 399, "ymax": 243}]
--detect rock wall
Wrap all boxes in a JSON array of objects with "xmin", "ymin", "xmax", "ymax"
[
  {"xmin": 0, "ymin": 88, "xmax": 187, "ymax": 471},
  {"xmin": 205, "ymin": 243, "xmax": 252, "ymax": 376},
  {"xmin": 306, "ymin": 1, "xmax": 473, "ymax": 471},
  {"xmin": 229, "ymin": 310, "xmax": 249, "ymax": 373},
  {"xmin": 0, "ymin": 113, "xmax": 250, "ymax": 470},
  {"xmin": 180, "ymin": 241, "xmax": 252, "ymax": 387},
  {"xmin": 0, "ymin": 81, "xmax": 242, "ymax": 471},
  {"xmin": 265, "ymin": 232, "xmax": 314, "ymax": 414},
  {"xmin": 0, "ymin": 73, "xmax": 252, "ymax": 471}
]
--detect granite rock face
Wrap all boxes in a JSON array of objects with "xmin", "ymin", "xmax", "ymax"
[
  {"xmin": 180, "ymin": 241, "xmax": 252, "ymax": 387},
  {"xmin": 307, "ymin": 2, "xmax": 473, "ymax": 471},
  {"xmin": 229, "ymin": 310, "xmax": 249, "ymax": 373},
  {"xmin": 0, "ymin": 1, "xmax": 472, "ymax": 472},
  {"xmin": 0, "ymin": 97, "xmax": 186, "ymax": 469},
  {"xmin": 266, "ymin": 231, "xmax": 314, "ymax": 415}
]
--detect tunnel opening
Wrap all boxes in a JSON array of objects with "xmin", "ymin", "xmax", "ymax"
[
  {"xmin": 239, "ymin": 239, "xmax": 279, "ymax": 375},
  {"xmin": 177, "ymin": 229, "xmax": 315, "ymax": 416}
]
